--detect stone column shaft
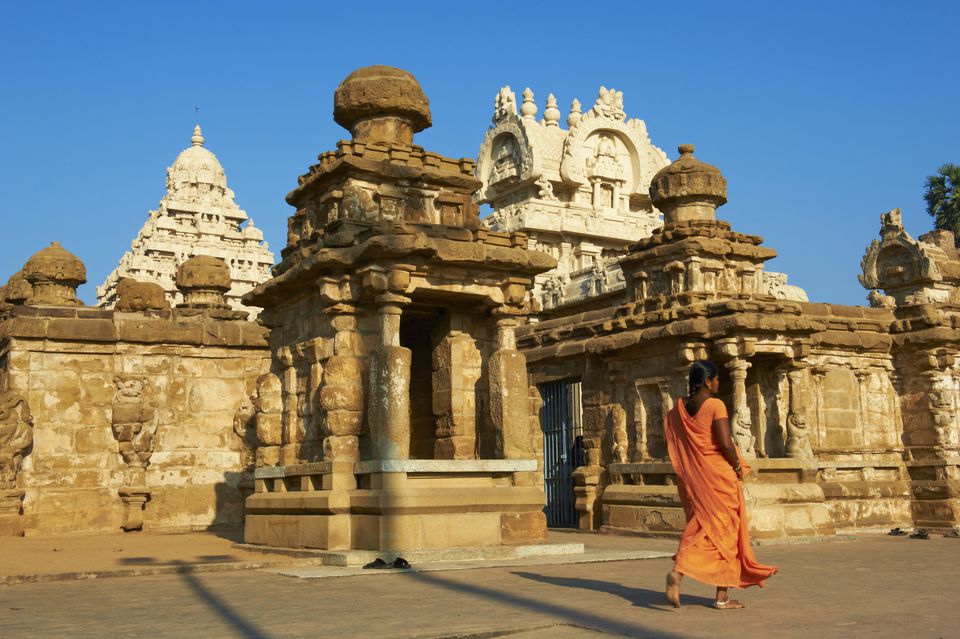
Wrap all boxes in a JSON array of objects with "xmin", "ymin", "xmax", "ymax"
[
  {"xmin": 726, "ymin": 359, "xmax": 755, "ymax": 458},
  {"xmin": 368, "ymin": 295, "xmax": 412, "ymax": 460}
]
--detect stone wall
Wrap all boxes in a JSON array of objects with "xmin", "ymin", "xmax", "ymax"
[{"xmin": 0, "ymin": 304, "xmax": 269, "ymax": 535}]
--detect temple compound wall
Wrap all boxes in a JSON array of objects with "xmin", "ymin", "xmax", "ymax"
[
  {"xmin": 0, "ymin": 245, "xmax": 269, "ymax": 536},
  {"xmin": 515, "ymin": 144, "xmax": 960, "ymax": 539}
]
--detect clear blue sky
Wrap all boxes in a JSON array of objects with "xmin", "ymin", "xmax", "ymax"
[{"xmin": 1, "ymin": 1, "xmax": 957, "ymax": 306}]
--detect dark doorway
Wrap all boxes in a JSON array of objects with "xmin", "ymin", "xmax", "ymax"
[{"xmin": 538, "ymin": 379, "xmax": 582, "ymax": 527}]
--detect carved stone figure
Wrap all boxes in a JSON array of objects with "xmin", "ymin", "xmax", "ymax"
[
  {"xmin": 784, "ymin": 411, "xmax": 813, "ymax": 459},
  {"xmin": 111, "ymin": 377, "xmax": 157, "ymax": 469},
  {"xmin": 0, "ymin": 392, "xmax": 33, "ymax": 489},
  {"xmin": 115, "ymin": 277, "xmax": 171, "ymax": 312},
  {"xmin": 535, "ymin": 175, "xmax": 557, "ymax": 201},
  {"xmin": 867, "ymin": 288, "xmax": 896, "ymax": 308}
]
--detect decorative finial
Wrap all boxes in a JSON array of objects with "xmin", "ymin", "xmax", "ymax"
[
  {"xmin": 191, "ymin": 124, "xmax": 204, "ymax": 147},
  {"xmin": 567, "ymin": 99, "xmax": 582, "ymax": 127},
  {"xmin": 543, "ymin": 93, "xmax": 560, "ymax": 127},
  {"xmin": 521, "ymin": 88, "xmax": 537, "ymax": 120},
  {"xmin": 678, "ymin": 143, "xmax": 695, "ymax": 156}
]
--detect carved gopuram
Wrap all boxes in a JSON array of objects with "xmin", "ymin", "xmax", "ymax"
[
  {"xmin": 477, "ymin": 87, "xmax": 806, "ymax": 318},
  {"xmin": 515, "ymin": 144, "xmax": 960, "ymax": 540},
  {"xmin": 0, "ymin": 245, "xmax": 269, "ymax": 535},
  {"xmin": 242, "ymin": 67, "xmax": 557, "ymax": 553}
]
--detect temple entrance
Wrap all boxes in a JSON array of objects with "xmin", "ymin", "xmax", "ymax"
[
  {"xmin": 538, "ymin": 379, "xmax": 582, "ymax": 527},
  {"xmin": 400, "ymin": 310, "xmax": 444, "ymax": 459}
]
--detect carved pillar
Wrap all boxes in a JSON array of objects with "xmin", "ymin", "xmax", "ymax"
[
  {"xmin": 110, "ymin": 377, "xmax": 156, "ymax": 531},
  {"xmin": 726, "ymin": 359, "xmax": 755, "ymax": 457},
  {"xmin": 810, "ymin": 367, "xmax": 828, "ymax": 452},
  {"xmin": 785, "ymin": 366, "xmax": 813, "ymax": 459},
  {"xmin": 317, "ymin": 314, "xmax": 364, "ymax": 464},
  {"xmin": 277, "ymin": 346, "xmax": 301, "ymax": 465},
  {"xmin": 368, "ymin": 293, "xmax": 412, "ymax": 460},
  {"xmin": 0, "ymin": 391, "xmax": 32, "ymax": 536},
  {"xmin": 433, "ymin": 328, "xmax": 482, "ymax": 460},
  {"xmin": 854, "ymin": 368, "xmax": 871, "ymax": 449},
  {"xmin": 489, "ymin": 307, "xmax": 534, "ymax": 460}
]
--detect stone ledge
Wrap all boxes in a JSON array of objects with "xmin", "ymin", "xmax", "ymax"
[{"xmin": 354, "ymin": 459, "xmax": 537, "ymax": 474}]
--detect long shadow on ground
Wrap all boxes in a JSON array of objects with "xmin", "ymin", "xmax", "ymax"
[
  {"xmin": 407, "ymin": 569, "xmax": 685, "ymax": 639},
  {"xmin": 512, "ymin": 571, "xmax": 716, "ymax": 609}
]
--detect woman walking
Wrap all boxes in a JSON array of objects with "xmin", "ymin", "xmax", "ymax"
[{"xmin": 664, "ymin": 360, "xmax": 777, "ymax": 609}]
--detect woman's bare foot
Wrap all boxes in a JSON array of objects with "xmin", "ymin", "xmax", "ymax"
[{"xmin": 665, "ymin": 570, "xmax": 682, "ymax": 608}]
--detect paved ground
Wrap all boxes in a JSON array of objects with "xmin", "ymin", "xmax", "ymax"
[
  {"xmin": 0, "ymin": 529, "xmax": 305, "ymax": 583},
  {"xmin": 0, "ymin": 531, "xmax": 957, "ymax": 638}
]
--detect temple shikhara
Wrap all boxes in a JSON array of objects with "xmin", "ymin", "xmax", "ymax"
[
  {"xmin": 0, "ymin": 66, "xmax": 957, "ymax": 554},
  {"xmin": 96, "ymin": 125, "xmax": 274, "ymax": 317}
]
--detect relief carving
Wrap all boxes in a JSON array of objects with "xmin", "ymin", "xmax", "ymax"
[{"xmin": 0, "ymin": 392, "xmax": 33, "ymax": 489}]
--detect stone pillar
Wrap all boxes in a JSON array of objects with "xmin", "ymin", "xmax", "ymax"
[
  {"xmin": 726, "ymin": 359, "xmax": 755, "ymax": 457},
  {"xmin": 277, "ymin": 347, "xmax": 301, "ymax": 465},
  {"xmin": 0, "ymin": 390, "xmax": 32, "ymax": 536},
  {"xmin": 253, "ymin": 372, "xmax": 283, "ymax": 467},
  {"xmin": 785, "ymin": 366, "xmax": 813, "ymax": 459},
  {"xmin": 489, "ymin": 310, "xmax": 533, "ymax": 459},
  {"xmin": 433, "ymin": 330, "xmax": 481, "ymax": 460},
  {"xmin": 811, "ymin": 367, "xmax": 829, "ymax": 452},
  {"xmin": 319, "ymin": 306, "xmax": 364, "ymax": 469},
  {"xmin": 368, "ymin": 293, "xmax": 412, "ymax": 460}
]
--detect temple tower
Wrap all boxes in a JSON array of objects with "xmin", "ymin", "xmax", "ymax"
[
  {"xmin": 97, "ymin": 126, "xmax": 274, "ymax": 316},
  {"xmin": 476, "ymin": 88, "xmax": 806, "ymax": 315},
  {"xmin": 243, "ymin": 66, "xmax": 556, "ymax": 552}
]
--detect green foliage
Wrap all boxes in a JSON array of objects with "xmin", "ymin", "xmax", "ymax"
[{"xmin": 924, "ymin": 163, "xmax": 960, "ymax": 247}]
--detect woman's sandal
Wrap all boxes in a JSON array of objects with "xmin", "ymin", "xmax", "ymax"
[
  {"xmin": 665, "ymin": 571, "xmax": 682, "ymax": 608},
  {"xmin": 714, "ymin": 599, "xmax": 745, "ymax": 610}
]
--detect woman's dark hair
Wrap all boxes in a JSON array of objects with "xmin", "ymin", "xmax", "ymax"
[{"xmin": 688, "ymin": 360, "xmax": 719, "ymax": 397}]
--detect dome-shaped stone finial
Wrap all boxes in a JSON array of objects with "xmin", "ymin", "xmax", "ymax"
[
  {"xmin": 520, "ymin": 88, "xmax": 537, "ymax": 120},
  {"xmin": 649, "ymin": 143, "xmax": 727, "ymax": 225},
  {"xmin": 333, "ymin": 66, "xmax": 432, "ymax": 145},
  {"xmin": 543, "ymin": 93, "xmax": 560, "ymax": 127},
  {"xmin": 191, "ymin": 124, "xmax": 204, "ymax": 147},
  {"xmin": 22, "ymin": 242, "xmax": 87, "ymax": 306},
  {"xmin": 176, "ymin": 255, "xmax": 231, "ymax": 309},
  {"xmin": 567, "ymin": 98, "xmax": 582, "ymax": 127}
]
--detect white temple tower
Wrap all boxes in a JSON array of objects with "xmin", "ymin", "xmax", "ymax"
[
  {"xmin": 97, "ymin": 125, "xmax": 274, "ymax": 315},
  {"xmin": 476, "ymin": 86, "xmax": 806, "ymax": 315}
]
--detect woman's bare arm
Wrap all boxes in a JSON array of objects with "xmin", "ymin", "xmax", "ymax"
[{"xmin": 711, "ymin": 417, "xmax": 742, "ymax": 476}]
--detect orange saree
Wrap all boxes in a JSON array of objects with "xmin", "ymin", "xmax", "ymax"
[{"xmin": 664, "ymin": 397, "xmax": 777, "ymax": 588}]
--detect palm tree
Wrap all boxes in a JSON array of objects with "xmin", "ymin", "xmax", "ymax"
[{"xmin": 924, "ymin": 163, "xmax": 960, "ymax": 246}]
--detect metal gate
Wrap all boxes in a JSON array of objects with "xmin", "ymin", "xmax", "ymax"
[{"xmin": 538, "ymin": 379, "xmax": 582, "ymax": 527}]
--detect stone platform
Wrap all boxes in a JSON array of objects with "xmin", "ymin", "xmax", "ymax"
[
  {"xmin": 245, "ymin": 459, "xmax": 548, "ymax": 552},
  {"xmin": 602, "ymin": 459, "xmax": 838, "ymax": 540}
]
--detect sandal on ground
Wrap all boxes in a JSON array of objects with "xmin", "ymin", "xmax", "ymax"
[
  {"xmin": 909, "ymin": 529, "xmax": 930, "ymax": 539},
  {"xmin": 665, "ymin": 571, "xmax": 681, "ymax": 608},
  {"xmin": 363, "ymin": 558, "xmax": 390, "ymax": 569},
  {"xmin": 944, "ymin": 528, "xmax": 960, "ymax": 538},
  {"xmin": 391, "ymin": 557, "xmax": 411, "ymax": 569},
  {"xmin": 888, "ymin": 527, "xmax": 908, "ymax": 536},
  {"xmin": 714, "ymin": 599, "xmax": 745, "ymax": 610}
]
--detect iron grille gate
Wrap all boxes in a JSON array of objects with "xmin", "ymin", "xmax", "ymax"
[{"xmin": 539, "ymin": 379, "xmax": 582, "ymax": 527}]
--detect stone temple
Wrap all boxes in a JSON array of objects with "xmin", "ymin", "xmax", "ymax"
[
  {"xmin": 96, "ymin": 125, "xmax": 274, "ymax": 317},
  {"xmin": 0, "ymin": 66, "xmax": 958, "ymax": 551},
  {"xmin": 477, "ymin": 85, "xmax": 807, "ymax": 317}
]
